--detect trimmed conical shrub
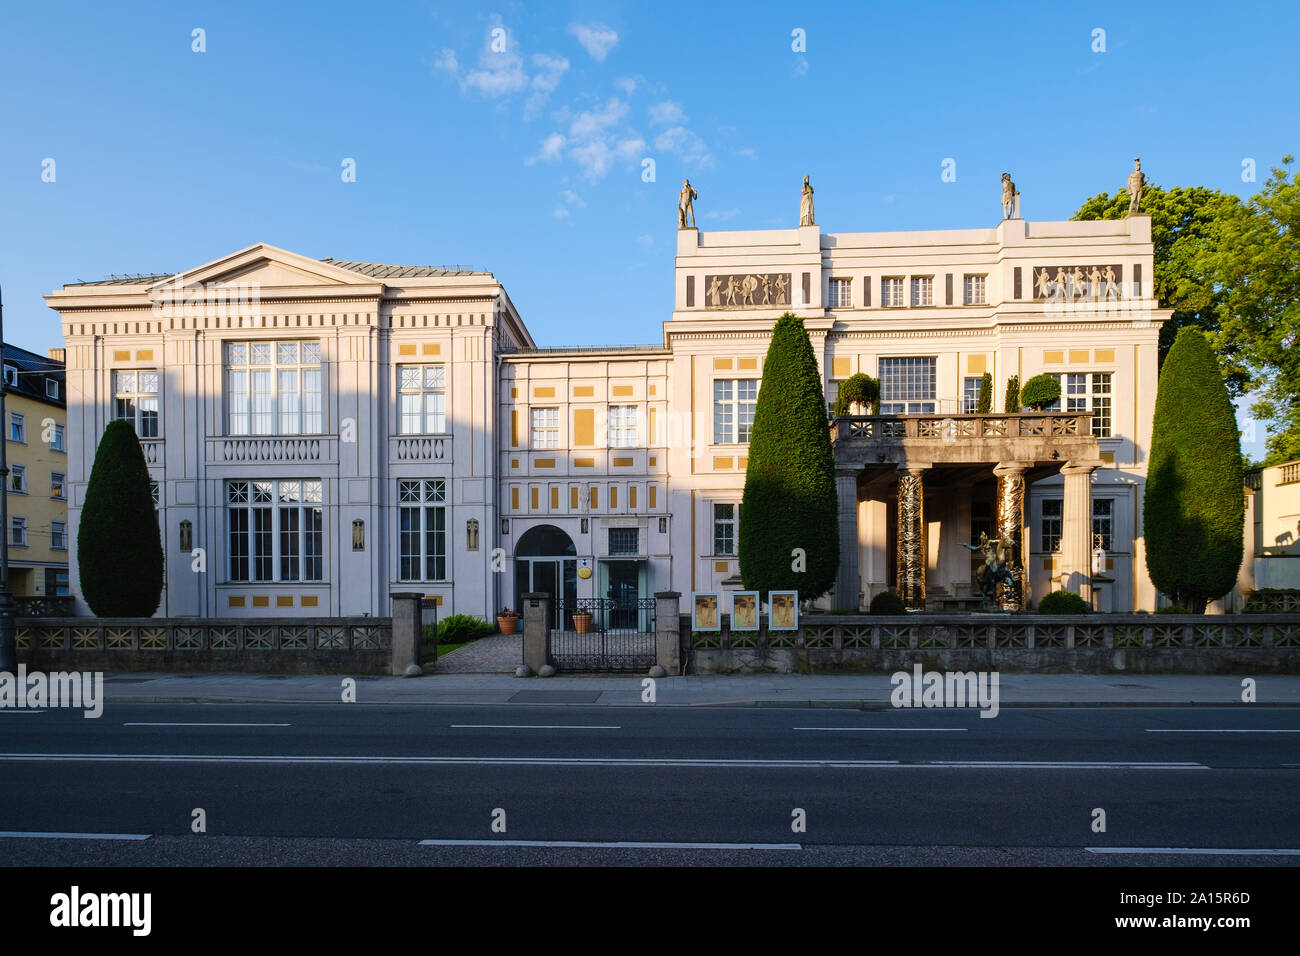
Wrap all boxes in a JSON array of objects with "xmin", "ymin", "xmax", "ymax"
[
  {"xmin": 739, "ymin": 313, "xmax": 839, "ymax": 598},
  {"xmin": 1144, "ymin": 328, "xmax": 1244, "ymax": 612},
  {"xmin": 78, "ymin": 419, "xmax": 163, "ymax": 617},
  {"xmin": 1004, "ymin": 375, "xmax": 1021, "ymax": 413},
  {"xmin": 977, "ymin": 372, "xmax": 992, "ymax": 413}
]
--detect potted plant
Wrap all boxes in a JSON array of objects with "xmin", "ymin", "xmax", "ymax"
[
  {"xmin": 572, "ymin": 610, "xmax": 594, "ymax": 634},
  {"xmin": 496, "ymin": 607, "xmax": 519, "ymax": 635}
]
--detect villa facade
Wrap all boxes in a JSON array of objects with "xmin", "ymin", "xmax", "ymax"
[{"xmin": 45, "ymin": 205, "xmax": 1170, "ymax": 619}]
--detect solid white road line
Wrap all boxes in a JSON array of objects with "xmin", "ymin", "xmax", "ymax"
[
  {"xmin": 123, "ymin": 722, "xmax": 291, "ymax": 727},
  {"xmin": 0, "ymin": 831, "xmax": 150, "ymax": 841},
  {"xmin": 1145, "ymin": 728, "xmax": 1300, "ymax": 733},
  {"xmin": 793, "ymin": 727, "xmax": 968, "ymax": 732},
  {"xmin": 419, "ymin": 839, "xmax": 801, "ymax": 850},
  {"xmin": 450, "ymin": 724, "xmax": 621, "ymax": 730},
  {"xmin": 0, "ymin": 753, "xmax": 1209, "ymax": 770},
  {"xmin": 0, "ymin": 710, "xmax": 45, "ymax": 714},
  {"xmin": 1087, "ymin": 847, "xmax": 1300, "ymax": 856}
]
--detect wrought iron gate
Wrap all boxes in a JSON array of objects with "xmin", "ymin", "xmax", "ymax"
[{"xmin": 549, "ymin": 597, "xmax": 656, "ymax": 671}]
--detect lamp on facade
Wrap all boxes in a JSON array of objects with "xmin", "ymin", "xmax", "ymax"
[{"xmin": 0, "ymin": 282, "xmax": 16, "ymax": 673}]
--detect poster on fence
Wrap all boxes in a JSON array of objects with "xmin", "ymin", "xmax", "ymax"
[
  {"xmin": 691, "ymin": 592, "xmax": 719, "ymax": 631},
  {"xmin": 769, "ymin": 591, "xmax": 799, "ymax": 630}
]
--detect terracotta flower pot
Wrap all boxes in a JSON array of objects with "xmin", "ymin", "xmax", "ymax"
[
  {"xmin": 572, "ymin": 613, "xmax": 594, "ymax": 634},
  {"xmin": 497, "ymin": 616, "xmax": 518, "ymax": 635}
]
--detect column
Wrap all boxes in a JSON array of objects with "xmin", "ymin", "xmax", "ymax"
[
  {"xmin": 834, "ymin": 469, "xmax": 860, "ymax": 611},
  {"xmin": 1060, "ymin": 461, "xmax": 1099, "ymax": 604},
  {"xmin": 993, "ymin": 463, "xmax": 1029, "ymax": 611},
  {"xmin": 896, "ymin": 465, "xmax": 928, "ymax": 610}
]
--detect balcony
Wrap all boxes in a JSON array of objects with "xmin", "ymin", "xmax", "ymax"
[
  {"xmin": 831, "ymin": 413, "xmax": 1099, "ymax": 469},
  {"xmin": 389, "ymin": 435, "xmax": 452, "ymax": 464},
  {"xmin": 140, "ymin": 438, "xmax": 164, "ymax": 465},
  {"xmin": 206, "ymin": 436, "xmax": 338, "ymax": 465}
]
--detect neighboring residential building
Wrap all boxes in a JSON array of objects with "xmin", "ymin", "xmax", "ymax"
[
  {"xmin": 45, "ymin": 194, "xmax": 1171, "ymax": 618},
  {"xmin": 2, "ymin": 344, "xmax": 69, "ymax": 599},
  {"xmin": 1232, "ymin": 460, "xmax": 1300, "ymax": 606}
]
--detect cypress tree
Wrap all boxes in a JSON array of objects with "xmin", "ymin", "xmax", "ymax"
[
  {"xmin": 739, "ymin": 313, "xmax": 839, "ymax": 598},
  {"xmin": 1144, "ymin": 328, "xmax": 1244, "ymax": 612},
  {"xmin": 977, "ymin": 372, "xmax": 992, "ymax": 413},
  {"xmin": 78, "ymin": 419, "xmax": 164, "ymax": 617},
  {"xmin": 1004, "ymin": 375, "xmax": 1021, "ymax": 413}
]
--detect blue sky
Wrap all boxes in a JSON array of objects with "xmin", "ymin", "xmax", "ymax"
[{"xmin": 1, "ymin": 0, "xmax": 1294, "ymax": 455}]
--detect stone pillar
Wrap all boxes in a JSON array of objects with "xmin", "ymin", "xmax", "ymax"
[
  {"xmin": 389, "ymin": 592, "xmax": 424, "ymax": 676},
  {"xmin": 896, "ymin": 465, "xmax": 928, "ymax": 610},
  {"xmin": 993, "ymin": 463, "xmax": 1029, "ymax": 610},
  {"xmin": 1060, "ymin": 462, "xmax": 1100, "ymax": 604},
  {"xmin": 655, "ymin": 591, "xmax": 681, "ymax": 673},
  {"xmin": 522, "ymin": 591, "xmax": 551, "ymax": 673},
  {"xmin": 834, "ymin": 469, "xmax": 861, "ymax": 610}
]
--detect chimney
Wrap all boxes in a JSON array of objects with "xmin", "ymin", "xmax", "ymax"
[{"xmin": 48, "ymin": 347, "xmax": 66, "ymax": 364}]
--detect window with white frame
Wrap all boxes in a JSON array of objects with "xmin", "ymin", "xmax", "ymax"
[
  {"xmin": 398, "ymin": 479, "xmax": 447, "ymax": 581},
  {"xmin": 879, "ymin": 358, "xmax": 937, "ymax": 414},
  {"xmin": 713, "ymin": 379, "xmax": 758, "ymax": 444},
  {"xmin": 881, "ymin": 277, "xmax": 905, "ymax": 308},
  {"xmin": 964, "ymin": 275, "xmax": 987, "ymax": 305},
  {"xmin": 50, "ymin": 423, "xmax": 64, "ymax": 452},
  {"xmin": 829, "ymin": 278, "xmax": 853, "ymax": 309},
  {"xmin": 10, "ymin": 516, "xmax": 26, "ymax": 547},
  {"xmin": 51, "ymin": 471, "xmax": 65, "ymax": 499},
  {"xmin": 150, "ymin": 480, "xmax": 160, "ymax": 509},
  {"xmin": 1093, "ymin": 498, "xmax": 1114, "ymax": 552},
  {"xmin": 226, "ymin": 341, "xmax": 323, "ymax": 436},
  {"xmin": 45, "ymin": 379, "xmax": 59, "ymax": 400},
  {"xmin": 51, "ymin": 521, "xmax": 66, "ymax": 551},
  {"xmin": 713, "ymin": 503, "xmax": 737, "ymax": 555},
  {"xmin": 398, "ymin": 364, "xmax": 447, "ymax": 434},
  {"xmin": 962, "ymin": 377, "xmax": 982, "ymax": 414},
  {"xmin": 227, "ymin": 479, "xmax": 324, "ymax": 583},
  {"xmin": 1045, "ymin": 372, "xmax": 1113, "ymax": 437},
  {"xmin": 2, "ymin": 365, "xmax": 16, "ymax": 388},
  {"xmin": 609, "ymin": 405, "xmax": 638, "ymax": 447},
  {"xmin": 1041, "ymin": 499, "xmax": 1062, "ymax": 552},
  {"xmin": 531, "ymin": 408, "xmax": 559, "ymax": 449},
  {"xmin": 911, "ymin": 276, "xmax": 934, "ymax": 306},
  {"xmin": 9, "ymin": 464, "xmax": 25, "ymax": 494},
  {"xmin": 9, "ymin": 412, "xmax": 25, "ymax": 443},
  {"xmin": 113, "ymin": 370, "xmax": 160, "ymax": 437}
]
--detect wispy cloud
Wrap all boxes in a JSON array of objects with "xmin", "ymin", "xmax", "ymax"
[
  {"xmin": 653, "ymin": 125, "xmax": 713, "ymax": 167},
  {"xmin": 704, "ymin": 208, "xmax": 741, "ymax": 221},
  {"xmin": 433, "ymin": 16, "xmax": 569, "ymax": 116},
  {"xmin": 568, "ymin": 23, "xmax": 619, "ymax": 62}
]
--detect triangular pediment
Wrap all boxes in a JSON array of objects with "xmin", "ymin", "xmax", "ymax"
[{"xmin": 149, "ymin": 243, "xmax": 376, "ymax": 292}]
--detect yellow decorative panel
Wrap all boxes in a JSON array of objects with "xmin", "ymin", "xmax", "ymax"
[
  {"xmin": 511, "ymin": 387, "xmax": 518, "ymax": 398},
  {"xmin": 629, "ymin": 486, "xmax": 638, "ymax": 508},
  {"xmin": 534, "ymin": 458, "xmax": 555, "ymax": 468},
  {"xmin": 113, "ymin": 350, "xmax": 131, "ymax": 362},
  {"xmin": 648, "ymin": 407, "xmax": 657, "ymax": 443},
  {"xmin": 423, "ymin": 343, "xmax": 441, "ymax": 355},
  {"xmin": 1044, "ymin": 350, "xmax": 1064, "ymax": 364},
  {"xmin": 573, "ymin": 386, "xmax": 594, "ymax": 397},
  {"xmin": 571, "ymin": 487, "xmax": 579, "ymax": 509},
  {"xmin": 530, "ymin": 488, "xmax": 539, "ymax": 510},
  {"xmin": 550, "ymin": 487, "xmax": 559, "ymax": 509},
  {"xmin": 276, "ymin": 596, "xmax": 294, "ymax": 607},
  {"xmin": 511, "ymin": 411, "xmax": 519, "ymax": 446},
  {"xmin": 135, "ymin": 349, "xmax": 153, "ymax": 361},
  {"xmin": 649, "ymin": 456, "xmax": 656, "ymax": 466},
  {"xmin": 967, "ymin": 355, "xmax": 987, "ymax": 374},
  {"xmin": 832, "ymin": 357, "xmax": 851, "ymax": 378},
  {"xmin": 228, "ymin": 595, "xmax": 246, "ymax": 608},
  {"xmin": 649, "ymin": 485, "xmax": 657, "ymax": 508},
  {"xmin": 301, "ymin": 595, "xmax": 319, "ymax": 608},
  {"xmin": 612, "ymin": 385, "xmax": 633, "ymax": 397},
  {"xmin": 399, "ymin": 344, "xmax": 417, "ymax": 356},
  {"xmin": 714, "ymin": 561, "xmax": 729, "ymax": 573},
  {"xmin": 534, "ymin": 386, "xmax": 555, "ymax": 398},
  {"xmin": 252, "ymin": 596, "xmax": 270, "ymax": 608},
  {"xmin": 1106, "ymin": 558, "xmax": 1115, "ymax": 571},
  {"xmin": 649, "ymin": 384, "xmax": 656, "ymax": 395},
  {"xmin": 424, "ymin": 595, "xmax": 443, "ymax": 606},
  {"xmin": 1100, "ymin": 451, "xmax": 1115, "ymax": 464},
  {"xmin": 713, "ymin": 358, "xmax": 733, "ymax": 371},
  {"xmin": 511, "ymin": 488, "xmax": 519, "ymax": 510},
  {"xmin": 1069, "ymin": 349, "xmax": 1089, "ymax": 364},
  {"xmin": 573, "ymin": 408, "xmax": 594, "ymax": 446},
  {"xmin": 738, "ymin": 357, "xmax": 758, "ymax": 371},
  {"xmin": 589, "ymin": 486, "xmax": 599, "ymax": 509},
  {"xmin": 713, "ymin": 457, "xmax": 734, "ymax": 469},
  {"xmin": 1042, "ymin": 558, "xmax": 1054, "ymax": 572},
  {"xmin": 738, "ymin": 456, "xmax": 748, "ymax": 469},
  {"xmin": 511, "ymin": 459, "xmax": 519, "ymax": 468},
  {"xmin": 1094, "ymin": 349, "xmax": 1115, "ymax": 363},
  {"xmin": 610, "ymin": 486, "xmax": 619, "ymax": 508},
  {"xmin": 573, "ymin": 457, "xmax": 595, "ymax": 467},
  {"xmin": 612, "ymin": 457, "xmax": 633, "ymax": 467}
]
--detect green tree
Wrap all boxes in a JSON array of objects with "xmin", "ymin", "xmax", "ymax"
[
  {"xmin": 1073, "ymin": 183, "xmax": 1247, "ymax": 392},
  {"xmin": 739, "ymin": 313, "xmax": 839, "ymax": 598},
  {"xmin": 1020, "ymin": 373, "xmax": 1061, "ymax": 410},
  {"xmin": 833, "ymin": 372, "xmax": 880, "ymax": 416},
  {"xmin": 1004, "ymin": 375, "xmax": 1020, "ymax": 413},
  {"xmin": 77, "ymin": 419, "xmax": 163, "ymax": 617},
  {"xmin": 1211, "ymin": 156, "xmax": 1300, "ymax": 464},
  {"xmin": 1144, "ymin": 328, "xmax": 1244, "ymax": 613},
  {"xmin": 976, "ymin": 372, "xmax": 992, "ymax": 413}
]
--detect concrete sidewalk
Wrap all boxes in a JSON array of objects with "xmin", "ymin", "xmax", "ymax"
[{"xmin": 97, "ymin": 672, "xmax": 1300, "ymax": 708}]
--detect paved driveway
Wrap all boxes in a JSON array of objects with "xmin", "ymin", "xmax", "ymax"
[{"xmin": 429, "ymin": 634, "xmax": 522, "ymax": 674}]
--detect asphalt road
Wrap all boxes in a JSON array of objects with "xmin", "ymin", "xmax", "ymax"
[{"xmin": 2, "ymin": 702, "xmax": 1298, "ymax": 865}]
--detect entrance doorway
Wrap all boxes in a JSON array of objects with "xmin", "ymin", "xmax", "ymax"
[{"xmin": 514, "ymin": 524, "xmax": 577, "ymax": 629}]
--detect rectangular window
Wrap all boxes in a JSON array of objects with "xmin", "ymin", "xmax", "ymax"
[
  {"xmin": 962, "ymin": 377, "xmax": 982, "ymax": 414},
  {"xmin": 964, "ymin": 275, "xmax": 987, "ymax": 305},
  {"xmin": 9, "ymin": 412, "xmax": 25, "ymax": 443},
  {"xmin": 9, "ymin": 464, "xmax": 25, "ymax": 493},
  {"xmin": 1045, "ymin": 372, "xmax": 1112, "ymax": 437},
  {"xmin": 1093, "ymin": 498, "xmax": 1114, "ymax": 552},
  {"xmin": 911, "ymin": 276, "xmax": 934, "ymax": 306},
  {"xmin": 397, "ymin": 364, "xmax": 447, "ymax": 434},
  {"xmin": 881, "ymin": 277, "xmax": 904, "ymax": 308},
  {"xmin": 829, "ymin": 278, "xmax": 853, "ymax": 309},
  {"xmin": 398, "ymin": 478, "xmax": 447, "ymax": 581},
  {"xmin": 879, "ymin": 357, "xmax": 937, "ymax": 414},
  {"xmin": 226, "ymin": 479, "xmax": 324, "ymax": 582},
  {"xmin": 713, "ymin": 503, "xmax": 736, "ymax": 555},
  {"xmin": 10, "ymin": 516, "xmax": 26, "ymax": 547},
  {"xmin": 1091, "ymin": 373, "xmax": 1112, "ymax": 438},
  {"xmin": 226, "ymin": 341, "xmax": 323, "ymax": 436},
  {"xmin": 1041, "ymin": 499, "xmax": 1062, "ymax": 552},
  {"xmin": 609, "ymin": 405, "xmax": 638, "ymax": 448},
  {"xmin": 51, "ymin": 520, "xmax": 67, "ymax": 550},
  {"xmin": 609, "ymin": 528, "xmax": 639, "ymax": 555},
  {"xmin": 113, "ymin": 369, "xmax": 160, "ymax": 438},
  {"xmin": 50, "ymin": 471, "xmax": 65, "ymax": 499},
  {"xmin": 713, "ymin": 379, "xmax": 758, "ymax": 444},
  {"xmin": 531, "ymin": 408, "xmax": 559, "ymax": 449},
  {"xmin": 46, "ymin": 567, "xmax": 69, "ymax": 597},
  {"xmin": 2, "ymin": 365, "xmax": 16, "ymax": 388},
  {"xmin": 45, "ymin": 379, "xmax": 59, "ymax": 400}
]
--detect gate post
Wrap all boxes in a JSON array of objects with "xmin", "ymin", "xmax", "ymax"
[
  {"xmin": 390, "ymin": 592, "xmax": 424, "ymax": 676},
  {"xmin": 522, "ymin": 592, "xmax": 551, "ymax": 673},
  {"xmin": 655, "ymin": 591, "xmax": 681, "ymax": 674}
]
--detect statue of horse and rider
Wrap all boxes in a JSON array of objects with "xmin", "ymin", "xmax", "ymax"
[{"xmin": 962, "ymin": 532, "xmax": 1022, "ymax": 609}]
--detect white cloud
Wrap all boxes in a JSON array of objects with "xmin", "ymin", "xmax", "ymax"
[
  {"xmin": 435, "ymin": 18, "xmax": 567, "ymax": 111},
  {"xmin": 531, "ymin": 53, "xmax": 570, "ymax": 92},
  {"xmin": 433, "ymin": 49, "xmax": 458, "ymax": 74},
  {"xmin": 704, "ymin": 208, "xmax": 741, "ymax": 221},
  {"xmin": 568, "ymin": 23, "xmax": 620, "ymax": 62},
  {"xmin": 793, "ymin": 58, "xmax": 809, "ymax": 77},
  {"xmin": 561, "ymin": 189, "xmax": 585, "ymax": 208},
  {"xmin": 528, "ymin": 132, "xmax": 567, "ymax": 165},
  {"xmin": 613, "ymin": 76, "xmax": 638, "ymax": 96},
  {"xmin": 568, "ymin": 96, "xmax": 629, "ymax": 140},
  {"xmin": 648, "ymin": 100, "xmax": 685, "ymax": 126},
  {"xmin": 653, "ymin": 125, "xmax": 713, "ymax": 167}
]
